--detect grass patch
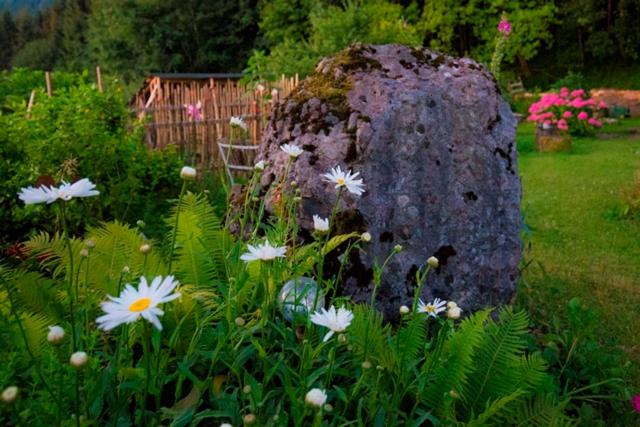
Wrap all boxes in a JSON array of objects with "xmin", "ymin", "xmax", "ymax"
[{"xmin": 517, "ymin": 118, "xmax": 640, "ymax": 386}]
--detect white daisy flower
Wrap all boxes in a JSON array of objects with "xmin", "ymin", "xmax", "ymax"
[
  {"xmin": 240, "ymin": 240, "xmax": 287, "ymax": 262},
  {"xmin": 230, "ymin": 116, "xmax": 248, "ymax": 131},
  {"xmin": 305, "ymin": 388, "xmax": 328, "ymax": 408},
  {"xmin": 254, "ymin": 160, "xmax": 266, "ymax": 170},
  {"xmin": 96, "ymin": 275, "xmax": 181, "ymax": 331},
  {"xmin": 280, "ymin": 144, "xmax": 304, "ymax": 158},
  {"xmin": 310, "ymin": 305, "xmax": 354, "ymax": 342},
  {"xmin": 55, "ymin": 178, "xmax": 100, "ymax": 201},
  {"xmin": 417, "ymin": 298, "xmax": 447, "ymax": 318},
  {"xmin": 323, "ymin": 166, "xmax": 365, "ymax": 196},
  {"xmin": 18, "ymin": 178, "xmax": 99, "ymax": 204},
  {"xmin": 312, "ymin": 215, "xmax": 329, "ymax": 232},
  {"xmin": 17, "ymin": 184, "xmax": 58, "ymax": 204}
]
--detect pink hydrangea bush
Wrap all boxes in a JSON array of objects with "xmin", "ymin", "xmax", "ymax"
[{"xmin": 527, "ymin": 87, "xmax": 606, "ymax": 136}]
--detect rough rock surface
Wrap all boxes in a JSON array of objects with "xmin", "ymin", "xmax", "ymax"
[{"xmin": 257, "ymin": 44, "xmax": 521, "ymax": 320}]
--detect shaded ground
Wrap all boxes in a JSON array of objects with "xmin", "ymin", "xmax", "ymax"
[{"xmin": 516, "ymin": 119, "xmax": 640, "ymax": 386}]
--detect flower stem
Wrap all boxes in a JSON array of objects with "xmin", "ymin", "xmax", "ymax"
[
  {"xmin": 60, "ymin": 202, "xmax": 78, "ymax": 351},
  {"xmin": 141, "ymin": 323, "xmax": 152, "ymax": 426}
]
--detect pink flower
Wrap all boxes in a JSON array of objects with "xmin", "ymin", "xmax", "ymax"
[
  {"xmin": 184, "ymin": 101, "xmax": 203, "ymax": 122},
  {"xmin": 527, "ymin": 114, "xmax": 539, "ymax": 122},
  {"xmin": 588, "ymin": 118, "xmax": 602, "ymax": 127},
  {"xmin": 598, "ymin": 101, "xmax": 607, "ymax": 109},
  {"xmin": 543, "ymin": 120, "xmax": 552, "ymax": 126},
  {"xmin": 571, "ymin": 89, "xmax": 585, "ymax": 98},
  {"xmin": 560, "ymin": 87, "xmax": 569, "ymax": 97},
  {"xmin": 563, "ymin": 111, "xmax": 573, "ymax": 119},
  {"xmin": 577, "ymin": 111, "xmax": 589, "ymax": 120},
  {"xmin": 497, "ymin": 18, "xmax": 511, "ymax": 36},
  {"xmin": 631, "ymin": 395, "xmax": 640, "ymax": 412},
  {"xmin": 571, "ymin": 98, "xmax": 585, "ymax": 108},
  {"xmin": 557, "ymin": 119, "xmax": 568, "ymax": 131}
]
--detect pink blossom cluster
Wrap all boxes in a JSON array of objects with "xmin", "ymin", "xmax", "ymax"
[
  {"xmin": 497, "ymin": 18, "xmax": 511, "ymax": 36},
  {"xmin": 527, "ymin": 88, "xmax": 605, "ymax": 132}
]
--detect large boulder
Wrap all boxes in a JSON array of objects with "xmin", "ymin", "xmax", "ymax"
[{"xmin": 257, "ymin": 44, "xmax": 521, "ymax": 320}]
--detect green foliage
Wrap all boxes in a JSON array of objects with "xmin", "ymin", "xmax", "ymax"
[
  {"xmin": 0, "ymin": 69, "xmax": 184, "ymax": 247},
  {"xmin": 0, "ymin": 166, "xmax": 587, "ymax": 425},
  {"xmin": 250, "ymin": 0, "xmax": 422, "ymax": 79}
]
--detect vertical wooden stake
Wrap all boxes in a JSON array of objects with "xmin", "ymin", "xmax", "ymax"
[
  {"xmin": 45, "ymin": 71, "xmax": 52, "ymax": 97},
  {"xmin": 26, "ymin": 90, "xmax": 35, "ymax": 119},
  {"xmin": 96, "ymin": 66, "xmax": 103, "ymax": 92}
]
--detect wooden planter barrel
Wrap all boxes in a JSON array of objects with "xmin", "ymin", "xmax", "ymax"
[{"xmin": 535, "ymin": 125, "xmax": 572, "ymax": 152}]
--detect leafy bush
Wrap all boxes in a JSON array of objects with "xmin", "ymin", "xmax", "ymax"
[
  {"xmin": 527, "ymin": 88, "xmax": 606, "ymax": 136},
  {"xmin": 0, "ymin": 70, "xmax": 184, "ymax": 247},
  {"xmin": 0, "ymin": 163, "xmax": 588, "ymax": 425}
]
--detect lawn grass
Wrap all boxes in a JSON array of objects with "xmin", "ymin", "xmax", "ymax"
[{"xmin": 516, "ymin": 119, "xmax": 640, "ymax": 386}]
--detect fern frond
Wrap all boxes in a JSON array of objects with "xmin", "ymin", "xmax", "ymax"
[
  {"xmin": 167, "ymin": 193, "xmax": 230, "ymax": 292},
  {"xmin": 423, "ymin": 309, "xmax": 490, "ymax": 410},
  {"xmin": 348, "ymin": 305, "xmax": 391, "ymax": 366},
  {"xmin": 87, "ymin": 221, "xmax": 166, "ymax": 294},
  {"xmin": 467, "ymin": 390, "xmax": 524, "ymax": 427},
  {"xmin": 464, "ymin": 308, "xmax": 530, "ymax": 413},
  {"xmin": 394, "ymin": 315, "xmax": 427, "ymax": 375},
  {"xmin": 500, "ymin": 394, "xmax": 575, "ymax": 427},
  {"xmin": 19, "ymin": 311, "xmax": 50, "ymax": 358}
]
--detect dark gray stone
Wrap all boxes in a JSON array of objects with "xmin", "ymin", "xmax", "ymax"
[{"xmin": 257, "ymin": 44, "xmax": 521, "ymax": 320}]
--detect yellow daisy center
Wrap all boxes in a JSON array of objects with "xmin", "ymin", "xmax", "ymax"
[
  {"xmin": 336, "ymin": 177, "xmax": 346, "ymax": 186},
  {"xmin": 129, "ymin": 297, "xmax": 152, "ymax": 312},
  {"xmin": 426, "ymin": 305, "xmax": 436, "ymax": 313}
]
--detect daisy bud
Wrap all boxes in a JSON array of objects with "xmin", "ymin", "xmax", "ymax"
[
  {"xmin": 305, "ymin": 388, "xmax": 327, "ymax": 408},
  {"xmin": 361, "ymin": 361, "xmax": 372, "ymax": 369},
  {"xmin": 291, "ymin": 180, "xmax": 298, "ymax": 187},
  {"xmin": 323, "ymin": 403, "xmax": 333, "ymax": 412},
  {"xmin": 220, "ymin": 423, "xmax": 233, "ymax": 427},
  {"xmin": 180, "ymin": 166, "xmax": 197, "ymax": 180},
  {"xmin": 136, "ymin": 220, "xmax": 145, "ymax": 228},
  {"xmin": 427, "ymin": 256, "xmax": 439, "ymax": 268},
  {"xmin": 361, "ymin": 232, "xmax": 372, "ymax": 242},
  {"xmin": 449, "ymin": 390, "xmax": 460, "ymax": 399},
  {"xmin": 399, "ymin": 305, "xmax": 410, "ymax": 315},
  {"xmin": 393, "ymin": 244, "xmax": 403, "ymax": 252},
  {"xmin": 80, "ymin": 248, "xmax": 89, "ymax": 258},
  {"xmin": 84, "ymin": 239, "xmax": 95, "ymax": 248},
  {"xmin": 122, "ymin": 266, "xmax": 130, "ymax": 274},
  {"xmin": 293, "ymin": 196, "xmax": 302, "ymax": 202},
  {"xmin": 251, "ymin": 196, "xmax": 260, "ymax": 202},
  {"xmin": 448, "ymin": 306, "xmax": 462, "ymax": 320},
  {"xmin": 235, "ymin": 317, "xmax": 246, "ymax": 327},
  {"xmin": 242, "ymin": 385, "xmax": 252, "ymax": 394},
  {"xmin": 243, "ymin": 413, "xmax": 256, "ymax": 425},
  {"xmin": 47, "ymin": 325, "xmax": 65, "ymax": 345},
  {"xmin": 376, "ymin": 365, "xmax": 384, "ymax": 371},
  {"xmin": 338, "ymin": 333, "xmax": 347, "ymax": 343},
  {"xmin": 1, "ymin": 386, "xmax": 18, "ymax": 404},
  {"xmin": 254, "ymin": 160, "xmax": 265, "ymax": 170},
  {"xmin": 140, "ymin": 243, "xmax": 151, "ymax": 254},
  {"xmin": 447, "ymin": 301, "xmax": 457, "ymax": 309},
  {"xmin": 70, "ymin": 351, "xmax": 88, "ymax": 370}
]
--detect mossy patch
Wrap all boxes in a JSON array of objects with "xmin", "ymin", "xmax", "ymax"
[{"xmin": 274, "ymin": 44, "xmax": 385, "ymax": 137}]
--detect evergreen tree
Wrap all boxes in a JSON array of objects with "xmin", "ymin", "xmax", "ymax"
[{"xmin": 0, "ymin": 10, "xmax": 17, "ymax": 69}]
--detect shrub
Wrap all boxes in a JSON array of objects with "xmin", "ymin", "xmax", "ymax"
[
  {"xmin": 0, "ymin": 70, "xmax": 183, "ymax": 248},
  {"xmin": 527, "ymin": 87, "xmax": 606, "ymax": 136}
]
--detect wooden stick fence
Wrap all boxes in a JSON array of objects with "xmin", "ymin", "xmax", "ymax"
[{"xmin": 132, "ymin": 74, "xmax": 299, "ymax": 169}]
